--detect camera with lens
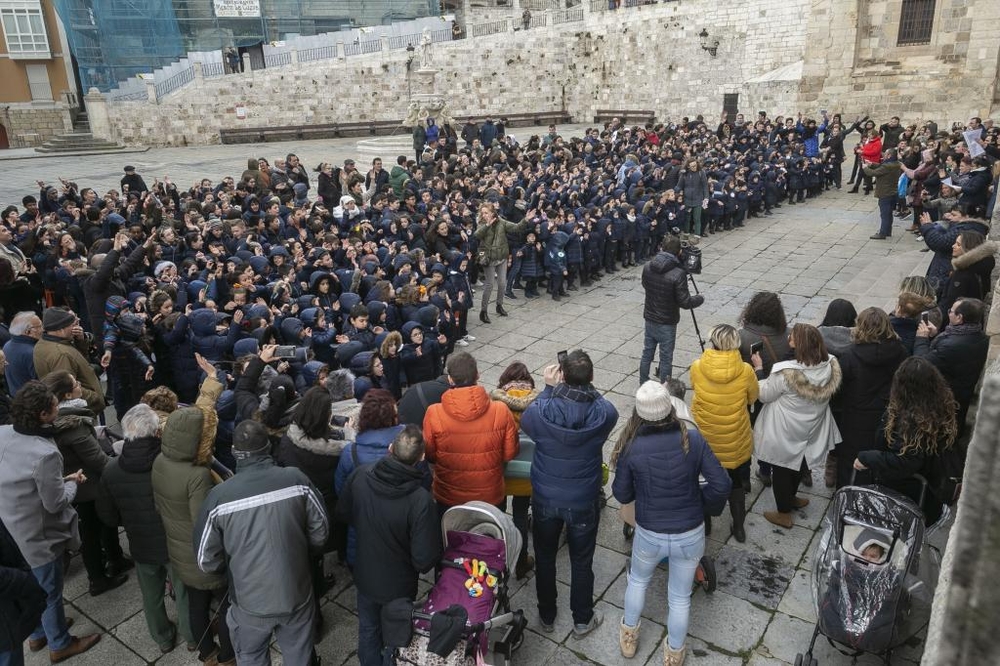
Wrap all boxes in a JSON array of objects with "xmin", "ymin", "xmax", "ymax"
[{"xmin": 669, "ymin": 227, "xmax": 703, "ymax": 274}]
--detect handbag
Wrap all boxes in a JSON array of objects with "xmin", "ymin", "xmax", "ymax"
[{"xmin": 476, "ymin": 250, "xmax": 489, "ymax": 267}]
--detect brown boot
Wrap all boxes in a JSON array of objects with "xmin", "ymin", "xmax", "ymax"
[
  {"xmin": 792, "ymin": 496, "xmax": 810, "ymax": 509},
  {"xmin": 619, "ymin": 618, "xmax": 640, "ymax": 658},
  {"xmin": 663, "ymin": 640, "xmax": 687, "ymax": 666},
  {"xmin": 824, "ymin": 453, "xmax": 837, "ymax": 488},
  {"xmin": 49, "ymin": 634, "xmax": 101, "ymax": 663},
  {"xmin": 764, "ymin": 511, "xmax": 794, "ymax": 529}
]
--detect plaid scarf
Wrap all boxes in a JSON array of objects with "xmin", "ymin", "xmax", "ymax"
[
  {"xmin": 937, "ymin": 322, "xmax": 982, "ymax": 341},
  {"xmin": 552, "ymin": 383, "xmax": 602, "ymax": 403}
]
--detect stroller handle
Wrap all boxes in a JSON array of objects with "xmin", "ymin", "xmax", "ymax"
[
  {"xmin": 849, "ymin": 470, "xmax": 928, "ymax": 509},
  {"xmin": 410, "ymin": 610, "xmax": 520, "ymax": 635}
]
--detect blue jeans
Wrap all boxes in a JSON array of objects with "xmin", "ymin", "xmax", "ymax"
[
  {"xmin": 624, "ymin": 524, "xmax": 705, "ymax": 650},
  {"xmin": 532, "ymin": 500, "xmax": 600, "ymax": 626},
  {"xmin": 639, "ymin": 320, "xmax": 677, "ymax": 384},
  {"xmin": 505, "ymin": 254, "xmax": 522, "ymax": 290},
  {"xmin": 877, "ymin": 195, "xmax": 897, "ymax": 236},
  {"xmin": 356, "ymin": 591, "xmax": 390, "ymax": 666},
  {"xmin": 29, "ymin": 557, "xmax": 71, "ymax": 652}
]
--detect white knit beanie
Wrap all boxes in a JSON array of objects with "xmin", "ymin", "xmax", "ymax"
[{"xmin": 635, "ymin": 380, "xmax": 673, "ymax": 422}]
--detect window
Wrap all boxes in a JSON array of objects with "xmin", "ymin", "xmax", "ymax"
[
  {"xmin": 0, "ymin": 0, "xmax": 50, "ymax": 59},
  {"xmin": 25, "ymin": 63, "xmax": 51, "ymax": 100},
  {"xmin": 897, "ymin": 0, "xmax": 935, "ymax": 46}
]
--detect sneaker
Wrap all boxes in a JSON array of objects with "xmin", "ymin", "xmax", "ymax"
[
  {"xmin": 462, "ymin": 334, "xmax": 476, "ymax": 342},
  {"xmin": 573, "ymin": 609, "xmax": 603, "ymax": 638},
  {"xmin": 901, "ymin": 210, "xmax": 912, "ymax": 219},
  {"xmin": 915, "ymin": 235, "xmax": 924, "ymax": 242},
  {"xmin": 455, "ymin": 338, "xmax": 469, "ymax": 347},
  {"xmin": 540, "ymin": 618, "xmax": 555, "ymax": 634}
]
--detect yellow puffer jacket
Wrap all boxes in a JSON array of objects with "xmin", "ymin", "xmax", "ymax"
[{"xmin": 690, "ymin": 348, "xmax": 760, "ymax": 469}]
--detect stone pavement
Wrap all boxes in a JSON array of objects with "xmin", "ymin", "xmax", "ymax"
[{"xmin": 4, "ymin": 136, "xmax": 947, "ymax": 665}]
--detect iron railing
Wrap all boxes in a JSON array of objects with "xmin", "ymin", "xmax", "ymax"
[
  {"xmin": 264, "ymin": 51, "xmax": 293, "ymax": 68},
  {"xmin": 153, "ymin": 66, "xmax": 194, "ymax": 101},
  {"xmin": 201, "ymin": 61, "xmax": 226, "ymax": 78},
  {"xmin": 469, "ymin": 19, "xmax": 509, "ymax": 38},
  {"xmin": 299, "ymin": 45, "xmax": 336, "ymax": 62}
]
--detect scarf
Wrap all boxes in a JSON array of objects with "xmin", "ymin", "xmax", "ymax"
[
  {"xmin": 936, "ymin": 322, "xmax": 982, "ymax": 341},
  {"xmin": 552, "ymin": 383, "xmax": 601, "ymax": 403}
]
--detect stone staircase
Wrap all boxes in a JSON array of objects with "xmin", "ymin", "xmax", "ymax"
[{"xmin": 35, "ymin": 111, "xmax": 127, "ymax": 153}]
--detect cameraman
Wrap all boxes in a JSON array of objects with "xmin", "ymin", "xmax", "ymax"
[{"xmin": 639, "ymin": 236, "xmax": 704, "ymax": 384}]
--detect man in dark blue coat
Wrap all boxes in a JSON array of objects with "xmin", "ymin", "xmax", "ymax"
[
  {"xmin": 521, "ymin": 351, "xmax": 617, "ymax": 638},
  {"xmin": 2, "ymin": 311, "xmax": 41, "ymax": 396}
]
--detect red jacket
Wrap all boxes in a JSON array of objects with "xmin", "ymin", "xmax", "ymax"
[
  {"xmin": 860, "ymin": 136, "xmax": 883, "ymax": 164},
  {"xmin": 423, "ymin": 385, "xmax": 519, "ymax": 506}
]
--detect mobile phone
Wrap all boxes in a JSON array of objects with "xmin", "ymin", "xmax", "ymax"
[
  {"xmin": 557, "ymin": 350, "xmax": 568, "ymax": 368},
  {"xmin": 921, "ymin": 312, "xmax": 930, "ymax": 325},
  {"xmin": 750, "ymin": 341, "xmax": 764, "ymax": 356},
  {"xmin": 275, "ymin": 345, "xmax": 297, "ymax": 359}
]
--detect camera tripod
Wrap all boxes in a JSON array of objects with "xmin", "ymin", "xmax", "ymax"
[{"xmin": 688, "ymin": 273, "xmax": 706, "ymax": 351}]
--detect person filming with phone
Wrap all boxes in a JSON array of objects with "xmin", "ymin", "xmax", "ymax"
[{"xmin": 520, "ymin": 350, "xmax": 618, "ymax": 638}]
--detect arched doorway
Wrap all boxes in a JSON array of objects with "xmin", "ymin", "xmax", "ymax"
[{"xmin": 0, "ymin": 123, "xmax": 9, "ymax": 150}]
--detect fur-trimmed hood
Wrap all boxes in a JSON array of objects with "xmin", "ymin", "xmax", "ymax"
[
  {"xmin": 490, "ymin": 385, "xmax": 540, "ymax": 413},
  {"xmin": 773, "ymin": 356, "xmax": 842, "ymax": 403},
  {"xmin": 952, "ymin": 240, "xmax": 997, "ymax": 271},
  {"xmin": 285, "ymin": 423, "xmax": 348, "ymax": 457}
]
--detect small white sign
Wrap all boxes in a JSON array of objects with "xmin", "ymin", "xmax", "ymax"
[
  {"xmin": 214, "ymin": 0, "xmax": 261, "ymax": 18},
  {"xmin": 236, "ymin": 105, "xmax": 247, "ymax": 119}
]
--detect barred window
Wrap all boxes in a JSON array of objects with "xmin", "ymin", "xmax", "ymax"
[
  {"xmin": 897, "ymin": 0, "xmax": 935, "ymax": 46},
  {"xmin": 0, "ymin": 0, "xmax": 50, "ymax": 59}
]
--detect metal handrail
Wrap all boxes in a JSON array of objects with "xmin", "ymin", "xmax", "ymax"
[{"xmin": 153, "ymin": 66, "xmax": 194, "ymax": 101}]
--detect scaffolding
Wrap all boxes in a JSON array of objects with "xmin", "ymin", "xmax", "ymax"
[{"xmin": 55, "ymin": 0, "xmax": 442, "ymax": 91}]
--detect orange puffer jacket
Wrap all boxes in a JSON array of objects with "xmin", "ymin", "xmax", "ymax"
[{"xmin": 423, "ymin": 385, "xmax": 519, "ymax": 506}]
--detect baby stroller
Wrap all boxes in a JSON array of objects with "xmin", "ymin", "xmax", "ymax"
[
  {"xmin": 795, "ymin": 483, "xmax": 941, "ymax": 665},
  {"xmin": 391, "ymin": 502, "xmax": 527, "ymax": 666}
]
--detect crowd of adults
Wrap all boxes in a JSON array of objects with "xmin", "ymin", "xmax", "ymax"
[{"xmin": 0, "ymin": 109, "xmax": 997, "ymax": 666}]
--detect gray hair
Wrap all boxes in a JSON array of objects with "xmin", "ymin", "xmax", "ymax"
[
  {"xmin": 9, "ymin": 311, "xmax": 39, "ymax": 336},
  {"xmin": 121, "ymin": 403, "xmax": 161, "ymax": 440}
]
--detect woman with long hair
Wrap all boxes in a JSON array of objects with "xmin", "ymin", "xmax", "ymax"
[
  {"xmin": 831, "ymin": 308, "xmax": 907, "ymax": 488},
  {"xmin": 754, "ymin": 324, "xmax": 842, "ymax": 529},
  {"xmin": 854, "ymin": 357, "xmax": 957, "ymax": 524},
  {"xmin": 490, "ymin": 361, "xmax": 541, "ymax": 579},
  {"xmin": 737, "ymin": 291, "xmax": 791, "ymax": 487},
  {"xmin": 611, "ymin": 381, "xmax": 730, "ymax": 665},
  {"xmin": 690, "ymin": 325, "xmax": 760, "ymax": 542}
]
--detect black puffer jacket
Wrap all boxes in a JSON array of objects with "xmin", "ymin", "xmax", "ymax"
[
  {"xmin": 914, "ymin": 328, "xmax": 989, "ymax": 410},
  {"xmin": 335, "ymin": 456, "xmax": 441, "ymax": 603},
  {"xmin": 277, "ymin": 423, "xmax": 348, "ymax": 522},
  {"xmin": 97, "ymin": 436, "xmax": 169, "ymax": 565},
  {"xmin": 0, "ymin": 518, "xmax": 46, "ymax": 653},
  {"xmin": 641, "ymin": 251, "xmax": 703, "ymax": 325},
  {"xmin": 81, "ymin": 244, "xmax": 148, "ymax": 336},
  {"xmin": 51, "ymin": 404, "xmax": 108, "ymax": 504}
]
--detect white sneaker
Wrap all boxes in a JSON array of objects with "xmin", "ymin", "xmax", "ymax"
[
  {"xmin": 455, "ymin": 339, "xmax": 469, "ymax": 347},
  {"xmin": 463, "ymin": 334, "xmax": 476, "ymax": 342}
]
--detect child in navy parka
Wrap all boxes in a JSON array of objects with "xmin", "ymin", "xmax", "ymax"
[{"xmin": 544, "ymin": 230, "xmax": 569, "ymax": 301}]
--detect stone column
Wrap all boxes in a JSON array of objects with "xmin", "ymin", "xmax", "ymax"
[
  {"xmin": 193, "ymin": 61, "xmax": 204, "ymax": 84},
  {"xmin": 84, "ymin": 87, "xmax": 114, "ymax": 141},
  {"xmin": 145, "ymin": 81, "xmax": 157, "ymax": 103},
  {"xmin": 290, "ymin": 49, "xmax": 299, "ymax": 68},
  {"xmin": 242, "ymin": 53, "xmax": 252, "ymax": 73},
  {"xmin": 337, "ymin": 41, "xmax": 346, "ymax": 59},
  {"xmin": 380, "ymin": 35, "xmax": 390, "ymax": 53},
  {"xmin": 582, "ymin": 0, "xmax": 590, "ymax": 19}
]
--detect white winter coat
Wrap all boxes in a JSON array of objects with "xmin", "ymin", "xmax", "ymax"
[{"xmin": 753, "ymin": 356, "xmax": 842, "ymax": 471}]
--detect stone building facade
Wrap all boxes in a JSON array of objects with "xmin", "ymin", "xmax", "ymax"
[{"xmin": 93, "ymin": 0, "xmax": 1000, "ymax": 147}]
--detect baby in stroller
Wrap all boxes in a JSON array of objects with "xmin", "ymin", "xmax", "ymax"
[{"xmin": 387, "ymin": 502, "xmax": 527, "ymax": 666}]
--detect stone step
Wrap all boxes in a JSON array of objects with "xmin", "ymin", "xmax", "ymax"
[
  {"xmin": 35, "ymin": 143, "xmax": 128, "ymax": 153},
  {"xmin": 36, "ymin": 130, "xmax": 127, "ymax": 153}
]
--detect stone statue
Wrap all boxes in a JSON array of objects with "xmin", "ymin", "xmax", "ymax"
[
  {"xmin": 418, "ymin": 28, "xmax": 433, "ymax": 69},
  {"xmin": 402, "ymin": 101, "xmax": 422, "ymax": 127}
]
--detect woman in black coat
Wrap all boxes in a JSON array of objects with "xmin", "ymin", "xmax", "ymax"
[
  {"xmin": 854, "ymin": 357, "xmax": 955, "ymax": 525},
  {"xmin": 938, "ymin": 231, "xmax": 996, "ymax": 322},
  {"xmin": 42, "ymin": 371, "xmax": 131, "ymax": 595},
  {"xmin": 831, "ymin": 308, "xmax": 907, "ymax": 488}
]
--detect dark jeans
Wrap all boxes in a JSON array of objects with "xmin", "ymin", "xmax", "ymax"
[
  {"xmin": 877, "ymin": 195, "xmax": 898, "ymax": 236},
  {"xmin": 771, "ymin": 460, "xmax": 808, "ymax": 513},
  {"xmin": 356, "ymin": 590, "xmax": 391, "ymax": 666},
  {"xmin": 532, "ymin": 499, "xmax": 600, "ymax": 626},
  {"xmin": 188, "ymin": 587, "xmax": 233, "ymax": 662},
  {"xmin": 639, "ymin": 320, "xmax": 677, "ymax": 384},
  {"xmin": 75, "ymin": 500, "xmax": 124, "ymax": 582}
]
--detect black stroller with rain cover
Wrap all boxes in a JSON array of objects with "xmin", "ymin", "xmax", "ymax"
[{"xmin": 795, "ymin": 483, "xmax": 942, "ymax": 665}]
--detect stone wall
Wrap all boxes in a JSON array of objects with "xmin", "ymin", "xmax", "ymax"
[
  {"xmin": 798, "ymin": 0, "xmax": 1000, "ymax": 123},
  {"xmin": 1, "ymin": 104, "xmax": 73, "ymax": 147},
  {"xmin": 102, "ymin": 0, "xmax": 1000, "ymax": 147}
]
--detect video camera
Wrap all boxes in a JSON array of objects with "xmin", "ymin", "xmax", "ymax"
[{"xmin": 669, "ymin": 227, "xmax": 703, "ymax": 274}]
